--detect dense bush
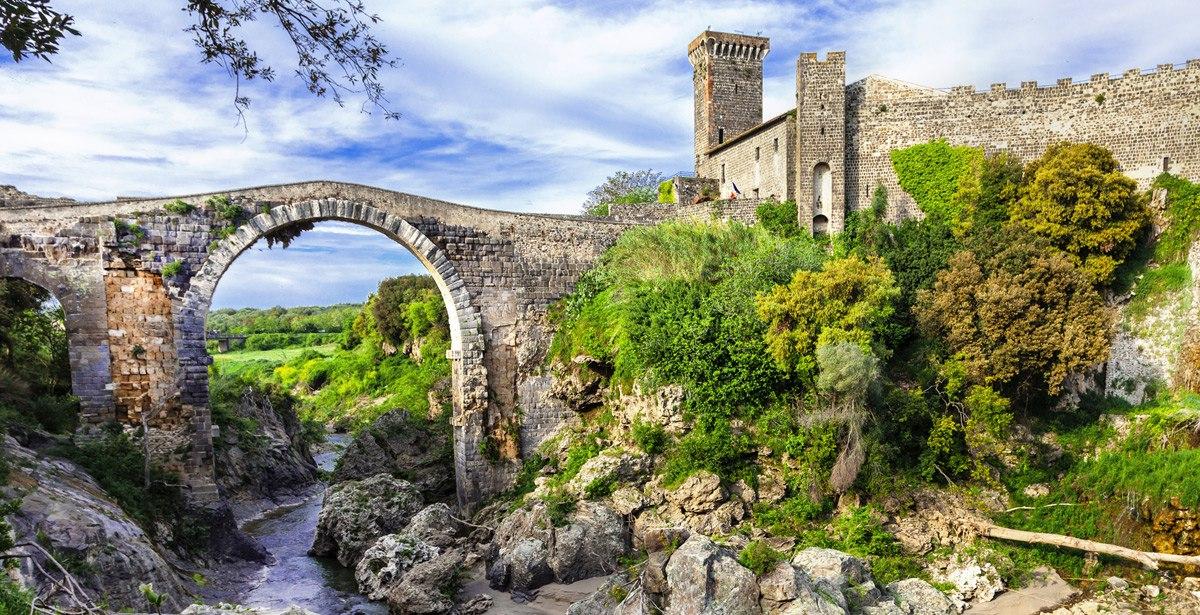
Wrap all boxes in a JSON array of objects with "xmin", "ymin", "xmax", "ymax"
[
  {"xmin": 755, "ymin": 199, "xmax": 801, "ymax": 238},
  {"xmin": 916, "ymin": 233, "xmax": 1113, "ymax": 400},
  {"xmin": 371, "ymin": 275, "xmax": 447, "ymax": 347},
  {"xmin": 1010, "ymin": 143, "xmax": 1149, "ymax": 285}
]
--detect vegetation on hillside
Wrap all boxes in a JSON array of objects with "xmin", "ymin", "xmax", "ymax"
[{"xmin": 542, "ymin": 141, "xmax": 1190, "ymax": 587}]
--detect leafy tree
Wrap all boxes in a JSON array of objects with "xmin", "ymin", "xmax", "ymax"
[
  {"xmin": 915, "ymin": 235, "xmax": 1113, "ymax": 400},
  {"xmin": 953, "ymin": 151, "xmax": 1024, "ymax": 237},
  {"xmin": 842, "ymin": 185, "xmax": 890, "ymax": 257},
  {"xmin": 1010, "ymin": 143, "xmax": 1148, "ymax": 286},
  {"xmin": 370, "ymin": 275, "xmax": 446, "ymax": 348},
  {"xmin": 816, "ymin": 342, "xmax": 880, "ymax": 493},
  {"xmin": 757, "ymin": 255, "xmax": 898, "ymax": 384},
  {"xmin": 1, "ymin": 0, "xmax": 399, "ymax": 120},
  {"xmin": 582, "ymin": 169, "xmax": 665, "ymax": 216},
  {"xmin": 755, "ymin": 199, "xmax": 800, "ymax": 238}
]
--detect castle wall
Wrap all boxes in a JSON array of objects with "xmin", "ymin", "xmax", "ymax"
[
  {"xmin": 690, "ymin": 32, "xmax": 771, "ymax": 168},
  {"xmin": 699, "ymin": 115, "xmax": 795, "ymax": 202},
  {"xmin": 846, "ymin": 61, "xmax": 1200, "ymax": 219}
]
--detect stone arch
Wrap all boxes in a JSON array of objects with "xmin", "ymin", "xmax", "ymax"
[
  {"xmin": 812, "ymin": 162, "xmax": 833, "ymax": 219},
  {"xmin": 0, "ymin": 257, "xmax": 115, "ymax": 426},
  {"xmin": 176, "ymin": 199, "xmax": 487, "ymax": 504}
]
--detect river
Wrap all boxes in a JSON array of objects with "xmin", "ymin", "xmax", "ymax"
[{"xmin": 236, "ymin": 434, "xmax": 388, "ymax": 615}]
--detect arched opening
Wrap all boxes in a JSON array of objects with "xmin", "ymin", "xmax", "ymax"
[
  {"xmin": 813, "ymin": 162, "xmax": 833, "ymax": 222},
  {"xmin": 813, "ymin": 214, "xmax": 830, "ymax": 236},
  {"xmin": 0, "ymin": 277, "xmax": 77, "ymax": 434},
  {"xmin": 192, "ymin": 212, "xmax": 474, "ymax": 612}
]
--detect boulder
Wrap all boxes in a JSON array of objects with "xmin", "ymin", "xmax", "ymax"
[
  {"xmin": 887, "ymin": 578, "xmax": 961, "ymax": 615},
  {"xmin": 332, "ymin": 409, "xmax": 454, "ymax": 502},
  {"xmin": 402, "ymin": 502, "xmax": 461, "ymax": 549},
  {"xmin": 310, "ymin": 474, "xmax": 424, "ymax": 566},
  {"xmin": 568, "ymin": 449, "xmax": 650, "ymax": 498},
  {"xmin": 941, "ymin": 559, "xmax": 1003, "ymax": 603},
  {"xmin": 386, "ymin": 548, "xmax": 466, "ymax": 614},
  {"xmin": 354, "ymin": 534, "xmax": 439, "ymax": 600},
  {"xmin": 758, "ymin": 562, "xmax": 846, "ymax": 614},
  {"xmin": 791, "ymin": 547, "xmax": 870, "ymax": 593},
  {"xmin": 487, "ymin": 500, "xmax": 629, "ymax": 591},
  {"xmin": 663, "ymin": 534, "xmax": 761, "ymax": 615},
  {"xmin": 667, "ymin": 471, "xmax": 726, "ymax": 514},
  {"xmin": 569, "ymin": 575, "xmax": 658, "ymax": 615}
]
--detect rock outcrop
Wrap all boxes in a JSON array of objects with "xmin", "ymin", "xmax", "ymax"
[
  {"xmin": 214, "ymin": 387, "xmax": 319, "ymax": 517},
  {"xmin": 486, "ymin": 500, "xmax": 629, "ymax": 592},
  {"xmin": 309, "ymin": 474, "xmax": 425, "ymax": 567},
  {"xmin": 0, "ymin": 436, "xmax": 190, "ymax": 612},
  {"xmin": 332, "ymin": 409, "xmax": 454, "ymax": 502}
]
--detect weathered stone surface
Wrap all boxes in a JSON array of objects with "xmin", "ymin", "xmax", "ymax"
[
  {"xmin": 663, "ymin": 534, "xmax": 761, "ymax": 615},
  {"xmin": 487, "ymin": 500, "xmax": 629, "ymax": 591},
  {"xmin": 0, "ymin": 436, "xmax": 189, "ymax": 612},
  {"xmin": 887, "ymin": 578, "xmax": 961, "ymax": 615},
  {"xmin": 214, "ymin": 387, "xmax": 318, "ymax": 517},
  {"xmin": 666, "ymin": 471, "xmax": 726, "ymax": 514},
  {"xmin": 402, "ymin": 502, "xmax": 461, "ymax": 549},
  {"xmin": 310, "ymin": 474, "xmax": 424, "ymax": 566},
  {"xmin": 385, "ymin": 548, "xmax": 466, "ymax": 614},
  {"xmin": 791, "ymin": 547, "xmax": 870, "ymax": 593},
  {"xmin": 332, "ymin": 409, "xmax": 454, "ymax": 503},
  {"xmin": 353, "ymin": 534, "xmax": 438, "ymax": 600}
]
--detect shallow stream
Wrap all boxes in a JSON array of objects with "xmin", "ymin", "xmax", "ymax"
[{"xmin": 236, "ymin": 434, "xmax": 387, "ymax": 614}]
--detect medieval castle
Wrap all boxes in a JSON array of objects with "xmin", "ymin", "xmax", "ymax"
[{"xmin": 682, "ymin": 30, "xmax": 1200, "ymax": 233}]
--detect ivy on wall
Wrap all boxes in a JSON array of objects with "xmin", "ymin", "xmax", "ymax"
[{"xmin": 889, "ymin": 140, "xmax": 983, "ymax": 223}]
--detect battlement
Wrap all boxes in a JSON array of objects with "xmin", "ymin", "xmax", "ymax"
[
  {"xmin": 688, "ymin": 31, "xmax": 770, "ymax": 64},
  {"xmin": 943, "ymin": 57, "xmax": 1200, "ymax": 100},
  {"xmin": 798, "ymin": 51, "xmax": 845, "ymax": 65}
]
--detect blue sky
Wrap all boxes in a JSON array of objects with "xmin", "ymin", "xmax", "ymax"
[{"xmin": 3, "ymin": 0, "xmax": 1198, "ymax": 307}]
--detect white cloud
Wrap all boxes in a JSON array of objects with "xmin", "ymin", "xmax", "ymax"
[{"xmin": 3, "ymin": 0, "xmax": 1197, "ymax": 305}]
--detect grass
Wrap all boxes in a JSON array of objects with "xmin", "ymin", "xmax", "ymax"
[{"xmin": 212, "ymin": 344, "xmax": 336, "ymax": 367}]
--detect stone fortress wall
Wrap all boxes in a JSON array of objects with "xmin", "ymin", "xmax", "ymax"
[
  {"xmin": 686, "ymin": 30, "xmax": 1200, "ymax": 232},
  {"xmin": 846, "ymin": 60, "xmax": 1200, "ymax": 219}
]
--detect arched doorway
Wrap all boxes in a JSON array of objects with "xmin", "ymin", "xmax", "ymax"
[
  {"xmin": 812, "ymin": 214, "xmax": 830, "ymax": 236},
  {"xmin": 812, "ymin": 162, "xmax": 833, "ymax": 222}
]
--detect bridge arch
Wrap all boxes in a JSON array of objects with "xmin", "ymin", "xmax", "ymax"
[
  {"xmin": 177, "ymin": 200, "xmax": 487, "ymax": 505},
  {"xmin": 0, "ymin": 258, "xmax": 114, "ymax": 425}
]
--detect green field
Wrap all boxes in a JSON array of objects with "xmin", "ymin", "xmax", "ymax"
[{"xmin": 211, "ymin": 344, "xmax": 337, "ymax": 367}]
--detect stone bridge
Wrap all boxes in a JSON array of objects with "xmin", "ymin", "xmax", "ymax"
[{"xmin": 0, "ymin": 181, "xmax": 631, "ymax": 508}]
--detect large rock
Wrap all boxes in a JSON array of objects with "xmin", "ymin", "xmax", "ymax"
[
  {"xmin": 0, "ymin": 436, "xmax": 189, "ymax": 612},
  {"xmin": 332, "ymin": 409, "xmax": 455, "ymax": 502},
  {"xmin": 759, "ymin": 562, "xmax": 845, "ymax": 614},
  {"xmin": 402, "ymin": 502, "xmax": 461, "ymax": 549},
  {"xmin": 663, "ymin": 535, "xmax": 760, "ymax": 615},
  {"xmin": 887, "ymin": 578, "xmax": 961, "ymax": 615},
  {"xmin": 654, "ymin": 471, "xmax": 746, "ymax": 535},
  {"xmin": 386, "ymin": 548, "xmax": 466, "ymax": 614},
  {"xmin": 791, "ymin": 547, "xmax": 870, "ymax": 593},
  {"xmin": 567, "ymin": 449, "xmax": 650, "ymax": 499},
  {"xmin": 354, "ymin": 534, "xmax": 439, "ymax": 600},
  {"xmin": 310, "ymin": 474, "xmax": 424, "ymax": 566},
  {"xmin": 487, "ymin": 500, "xmax": 629, "ymax": 592},
  {"xmin": 214, "ymin": 387, "xmax": 319, "ymax": 518},
  {"xmin": 569, "ymin": 575, "xmax": 658, "ymax": 615}
]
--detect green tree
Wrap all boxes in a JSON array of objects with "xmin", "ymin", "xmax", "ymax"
[
  {"xmin": 915, "ymin": 235, "xmax": 1113, "ymax": 400},
  {"xmin": 582, "ymin": 170, "xmax": 665, "ymax": 216},
  {"xmin": 757, "ymin": 255, "xmax": 898, "ymax": 383},
  {"xmin": 816, "ymin": 342, "xmax": 880, "ymax": 493},
  {"xmin": 370, "ymin": 275, "xmax": 446, "ymax": 348},
  {"xmin": 1009, "ymin": 143, "xmax": 1148, "ymax": 286}
]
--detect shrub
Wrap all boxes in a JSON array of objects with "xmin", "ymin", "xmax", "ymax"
[
  {"xmin": 738, "ymin": 540, "xmax": 785, "ymax": 576},
  {"xmin": 583, "ymin": 474, "xmax": 617, "ymax": 499},
  {"xmin": 542, "ymin": 488, "xmax": 577, "ymax": 527},
  {"xmin": 916, "ymin": 236, "xmax": 1113, "ymax": 399},
  {"xmin": 161, "ymin": 260, "xmax": 183, "ymax": 278},
  {"xmin": 631, "ymin": 418, "xmax": 668, "ymax": 455},
  {"xmin": 1010, "ymin": 143, "xmax": 1148, "ymax": 286},
  {"xmin": 657, "ymin": 179, "xmax": 676, "ymax": 204},
  {"xmin": 757, "ymin": 255, "xmax": 898, "ymax": 383},
  {"xmin": 208, "ymin": 194, "xmax": 244, "ymax": 221},
  {"xmin": 164, "ymin": 199, "xmax": 195, "ymax": 215},
  {"xmin": 756, "ymin": 199, "xmax": 800, "ymax": 238},
  {"xmin": 661, "ymin": 422, "xmax": 750, "ymax": 485}
]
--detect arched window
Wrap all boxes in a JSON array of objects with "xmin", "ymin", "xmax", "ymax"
[{"xmin": 813, "ymin": 214, "xmax": 829, "ymax": 235}]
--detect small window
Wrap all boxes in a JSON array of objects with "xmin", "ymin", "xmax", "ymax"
[
  {"xmin": 821, "ymin": 126, "xmax": 826, "ymax": 136},
  {"xmin": 721, "ymin": 164, "xmax": 726, "ymax": 184},
  {"xmin": 753, "ymin": 188, "xmax": 760, "ymax": 199},
  {"xmin": 1164, "ymin": 156, "xmax": 1172, "ymax": 172},
  {"xmin": 718, "ymin": 128, "xmax": 725, "ymax": 144},
  {"xmin": 773, "ymin": 138, "xmax": 779, "ymax": 152},
  {"xmin": 755, "ymin": 147, "xmax": 760, "ymax": 161},
  {"xmin": 734, "ymin": 84, "xmax": 739, "ymax": 94}
]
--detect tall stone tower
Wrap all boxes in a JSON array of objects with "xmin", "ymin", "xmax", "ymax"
[
  {"xmin": 796, "ymin": 52, "xmax": 846, "ymax": 234},
  {"xmin": 689, "ymin": 31, "xmax": 770, "ymax": 170}
]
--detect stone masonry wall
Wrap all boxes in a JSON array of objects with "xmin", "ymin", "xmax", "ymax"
[
  {"xmin": 699, "ymin": 114, "xmax": 795, "ymax": 202},
  {"xmin": 690, "ymin": 31, "xmax": 770, "ymax": 169},
  {"xmin": 846, "ymin": 61, "xmax": 1200, "ymax": 219},
  {"xmin": 797, "ymin": 52, "xmax": 847, "ymax": 233},
  {"xmin": 103, "ymin": 269, "xmax": 177, "ymax": 425}
]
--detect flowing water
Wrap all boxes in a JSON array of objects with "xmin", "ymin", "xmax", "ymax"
[{"xmin": 237, "ymin": 434, "xmax": 388, "ymax": 615}]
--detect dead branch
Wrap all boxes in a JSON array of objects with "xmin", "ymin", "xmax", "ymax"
[
  {"xmin": 1003, "ymin": 502, "xmax": 1080, "ymax": 513},
  {"xmin": 982, "ymin": 524, "xmax": 1200, "ymax": 571}
]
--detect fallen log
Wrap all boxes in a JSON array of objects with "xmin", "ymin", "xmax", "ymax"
[{"xmin": 983, "ymin": 524, "xmax": 1200, "ymax": 571}]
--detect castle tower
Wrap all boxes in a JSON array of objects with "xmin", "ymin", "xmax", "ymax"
[
  {"xmin": 796, "ymin": 52, "xmax": 846, "ymax": 234},
  {"xmin": 689, "ymin": 31, "xmax": 770, "ymax": 170}
]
